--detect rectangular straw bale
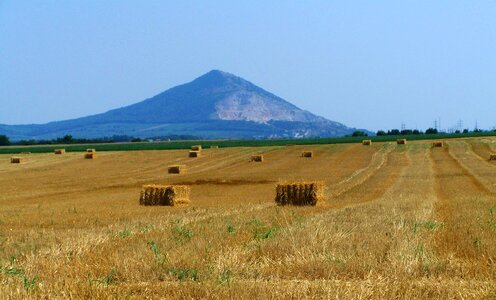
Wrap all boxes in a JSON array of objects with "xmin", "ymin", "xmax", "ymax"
[
  {"xmin": 275, "ymin": 181, "xmax": 324, "ymax": 206},
  {"xmin": 54, "ymin": 149, "xmax": 66, "ymax": 154},
  {"xmin": 84, "ymin": 152, "xmax": 95, "ymax": 159},
  {"xmin": 251, "ymin": 155, "xmax": 264, "ymax": 162},
  {"xmin": 191, "ymin": 145, "xmax": 202, "ymax": 151},
  {"xmin": 86, "ymin": 149, "xmax": 96, "ymax": 153},
  {"xmin": 397, "ymin": 139, "xmax": 407, "ymax": 145},
  {"xmin": 432, "ymin": 142, "xmax": 444, "ymax": 148},
  {"xmin": 489, "ymin": 154, "xmax": 496, "ymax": 161},
  {"xmin": 189, "ymin": 150, "xmax": 201, "ymax": 158},
  {"xmin": 362, "ymin": 140, "xmax": 372, "ymax": 146},
  {"xmin": 168, "ymin": 165, "xmax": 186, "ymax": 174},
  {"xmin": 302, "ymin": 151, "xmax": 313, "ymax": 158},
  {"xmin": 139, "ymin": 184, "xmax": 190, "ymax": 206},
  {"xmin": 10, "ymin": 157, "xmax": 22, "ymax": 164},
  {"xmin": 210, "ymin": 145, "xmax": 219, "ymax": 149}
]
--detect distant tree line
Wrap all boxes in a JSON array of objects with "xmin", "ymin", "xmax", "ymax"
[
  {"xmin": 376, "ymin": 128, "xmax": 433, "ymax": 136},
  {"xmin": 0, "ymin": 134, "xmax": 202, "ymax": 146},
  {"xmin": 12, "ymin": 135, "xmax": 131, "ymax": 146},
  {"xmin": 345, "ymin": 127, "xmax": 494, "ymax": 138},
  {"xmin": 1, "ymin": 129, "xmax": 495, "ymax": 147},
  {"xmin": 375, "ymin": 128, "xmax": 489, "ymax": 136}
]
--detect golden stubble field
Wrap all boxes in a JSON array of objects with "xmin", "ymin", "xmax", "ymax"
[{"xmin": 0, "ymin": 138, "xmax": 495, "ymax": 299}]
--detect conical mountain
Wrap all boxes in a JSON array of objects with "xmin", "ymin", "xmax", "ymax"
[{"xmin": 0, "ymin": 70, "xmax": 360, "ymax": 140}]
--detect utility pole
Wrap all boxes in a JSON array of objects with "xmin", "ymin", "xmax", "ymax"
[{"xmin": 456, "ymin": 119, "xmax": 463, "ymax": 132}]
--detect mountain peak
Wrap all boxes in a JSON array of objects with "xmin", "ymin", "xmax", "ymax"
[
  {"xmin": 196, "ymin": 69, "xmax": 236, "ymax": 81},
  {"xmin": 203, "ymin": 69, "xmax": 232, "ymax": 77},
  {"xmin": 1, "ymin": 71, "xmax": 359, "ymax": 140},
  {"xmin": 191, "ymin": 69, "xmax": 251, "ymax": 89}
]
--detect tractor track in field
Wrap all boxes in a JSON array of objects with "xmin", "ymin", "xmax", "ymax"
[
  {"xmin": 328, "ymin": 144, "xmax": 393, "ymax": 199},
  {"xmin": 466, "ymin": 140, "xmax": 496, "ymax": 163},
  {"xmin": 328, "ymin": 147, "xmax": 409, "ymax": 208},
  {"xmin": 439, "ymin": 144, "xmax": 492, "ymax": 194},
  {"xmin": 448, "ymin": 141, "xmax": 496, "ymax": 193},
  {"xmin": 429, "ymin": 145, "xmax": 496, "ymax": 262}
]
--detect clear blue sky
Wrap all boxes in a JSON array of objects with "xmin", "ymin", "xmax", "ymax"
[{"xmin": 1, "ymin": 1, "xmax": 495, "ymax": 132}]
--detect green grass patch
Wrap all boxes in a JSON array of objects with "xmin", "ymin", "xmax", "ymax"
[
  {"xmin": 167, "ymin": 267, "xmax": 199, "ymax": 282},
  {"xmin": 1, "ymin": 132, "xmax": 495, "ymax": 154}
]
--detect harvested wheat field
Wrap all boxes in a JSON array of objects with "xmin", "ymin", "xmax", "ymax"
[{"xmin": 0, "ymin": 138, "xmax": 496, "ymax": 299}]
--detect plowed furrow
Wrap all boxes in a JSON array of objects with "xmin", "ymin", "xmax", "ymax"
[
  {"xmin": 430, "ymin": 146, "xmax": 496, "ymax": 270},
  {"xmin": 330, "ymin": 148, "xmax": 408, "ymax": 208}
]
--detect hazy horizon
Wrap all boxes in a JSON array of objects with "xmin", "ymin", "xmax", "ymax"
[{"xmin": 1, "ymin": 1, "xmax": 495, "ymax": 132}]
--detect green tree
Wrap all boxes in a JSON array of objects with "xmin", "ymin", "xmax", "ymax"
[
  {"xmin": 376, "ymin": 130, "xmax": 386, "ymax": 136},
  {"xmin": 425, "ymin": 128, "xmax": 438, "ymax": 134},
  {"xmin": 60, "ymin": 135, "xmax": 74, "ymax": 144},
  {"xmin": 352, "ymin": 130, "xmax": 368, "ymax": 137},
  {"xmin": 0, "ymin": 135, "xmax": 10, "ymax": 146}
]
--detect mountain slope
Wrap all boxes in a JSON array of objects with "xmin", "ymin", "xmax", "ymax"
[{"xmin": 0, "ymin": 70, "xmax": 361, "ymax": 140}]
